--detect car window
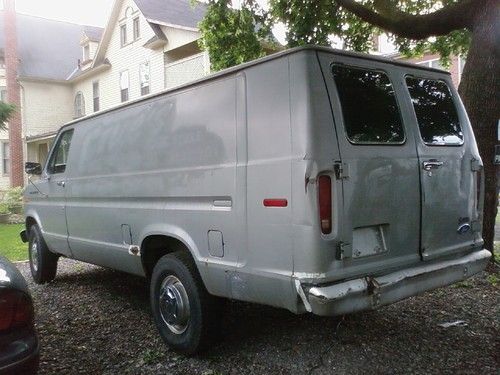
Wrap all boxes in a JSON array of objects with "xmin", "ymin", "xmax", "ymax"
[
  {"xmin": 405, "ymin": 77, "xmax": 463, "ymax": 146},
  {"xmin": 47, "ymin": 130, "xmax": 74, "ymax": 174},
  {"xmin": 332, "ymin": 65, "xmax": 405, "ymax": 144}
]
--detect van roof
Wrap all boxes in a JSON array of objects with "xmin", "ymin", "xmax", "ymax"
[{"xmin": 61, "ymin": 45, "xmax": 450, "ymax": 130}]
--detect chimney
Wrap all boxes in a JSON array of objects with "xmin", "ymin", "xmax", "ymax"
[{"xmin": 4, "ymin": 0, "xmax": 24, "ymax": 187}]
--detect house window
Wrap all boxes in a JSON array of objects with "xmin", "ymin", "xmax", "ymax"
[
  {"xmin": 140, "ymin": 62, "xmax": 150, "ymax": 96},
  {"xmin": 133, "ymin": 17, "xmax": 140, "ymax": 40},
  {"xmin": 0, "ymin": 87, "xmax": 6, "ymax": 102},
  {"xmin": 83, "ymin": 44, "xmax": 90, "ymax": 61},
  {"xmin": 93, "ymin": 81, "xmax": 100, "ymax": 112},
  {"xmin": 74, "ymin": 91, "xmax": 85, "ymax": 118},
  {"xmin": 2, "ymin": 142, "xmax": 10, "ymax": 175},
  {"xmin": 120, "ymin": 70, "xmax": 129, "ymax": 102},
  {"xmin": 0, "ymin": 55, "xmax": 5, "ymax": 69},
  {"xmin": 120, "ymin": 24, "xmax": 127, "ymax": 47},
  {"xmin": 417, "ymin": 59, "xmax": 445, "ymax": 70}
]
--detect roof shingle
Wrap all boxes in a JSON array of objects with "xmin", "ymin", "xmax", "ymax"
[
  {"xmin": 83, "ymin": 25, "xmax": 104, "ymax": 42},
  {"xmin": 0, "ymin": 13, "xmax": 100, "ymax": 81},
  {"xmin": 134, "ymin": 0, "xmax": 206, "ymax": 29}
]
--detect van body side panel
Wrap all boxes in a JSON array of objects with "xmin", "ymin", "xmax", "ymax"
[
  {"xmin": 288, "ymin": 51, "xmax": 343, "ymax": 281},
  {"xmin": 232, "ymin": 57, "xmax": 297, "ymax": 310},
  {"xmin": 64, "ymin": 78, "xmax": 240, "ymax": 279},
  {"xmin": 198, "ymin": 73, "xmax": 250, "ymax": 297}
]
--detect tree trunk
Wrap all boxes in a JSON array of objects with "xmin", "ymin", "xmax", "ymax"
[{"xmin": 458, "ymin": 0, "xmax": 500, "ymax": 255}]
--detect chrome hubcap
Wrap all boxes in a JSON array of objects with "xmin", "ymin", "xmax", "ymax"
[
  {"xmin": 159, "ymin": 275, "xmax": 190, "ymax": 334},
  {"xmin": 31, "ymin": 242, "xmax": 39, "ymax": 272}
]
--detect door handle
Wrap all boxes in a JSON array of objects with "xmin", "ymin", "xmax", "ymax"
[
  {"xmin": 423, "ymin": 160, "xmax": 443, "ymax": 171},
  {"xmin": 56, "ymin": 181, "xmax": 66, "ymax": 187}
]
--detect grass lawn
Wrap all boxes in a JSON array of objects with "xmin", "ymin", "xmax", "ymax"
[{"xmin": 0, "ymin": 224, "xmax": 28, "ymax": 262}]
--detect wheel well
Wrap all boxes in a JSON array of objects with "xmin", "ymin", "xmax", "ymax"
[
  {"xmin": 26, "ymin": 216, "xmax": 37, "ymax": 232},
  {"xmin": 141, "ymin": 235, "xmax": 192, "ymax": 278}
]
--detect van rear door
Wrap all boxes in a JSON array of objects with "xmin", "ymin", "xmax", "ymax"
[
  {"xmin": 404, "ymin": 73, "xmax": 480, "ymax": 260},
  {"xmin": 317, "ymin": 52, "xmax": 422, "ymax": 276}
]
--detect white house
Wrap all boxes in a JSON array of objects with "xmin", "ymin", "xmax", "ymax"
[{"xmin": 0, "ymin": 0, "xmax": 210, "ymax": 190}]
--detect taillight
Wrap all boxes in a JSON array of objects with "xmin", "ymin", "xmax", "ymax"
[
  {"xmin": 318, "ymin": 175, "xmax": 332, "ymax": 234},
  {"xmin": 0, "ymin": 289, "xmax": 34, "ymax": 331}
]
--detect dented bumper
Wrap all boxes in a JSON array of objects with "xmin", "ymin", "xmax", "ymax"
[{"xmin": 302, "ymin": 249, "xmax": 491, "ymax": 316}]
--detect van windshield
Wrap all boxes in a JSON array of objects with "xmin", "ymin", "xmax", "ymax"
[{"xmin": 405, "ymin": 77, "xmax": 463, "ymax": 146}]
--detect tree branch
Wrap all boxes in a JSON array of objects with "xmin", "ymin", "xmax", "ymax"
[{"xmin": 334, "ymin": 0, "xmax": 479, "ymax": 39}]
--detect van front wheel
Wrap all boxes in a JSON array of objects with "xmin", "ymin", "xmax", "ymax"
[
  {"xmin": 28, "ymin": 224, "xmax": 58, "ymax": 284},
  {"xmin": 150, "ymin": 252, "xmax": 221, "ymax": 355}
]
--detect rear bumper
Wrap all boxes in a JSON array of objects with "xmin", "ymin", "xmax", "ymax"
[{"xmin": 303, "ymin": 249, "xmax": 491, "ymax": 316}]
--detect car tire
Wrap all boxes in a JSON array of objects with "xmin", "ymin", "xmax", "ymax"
[
  {"xmin": 150, "ymin": 251, "xmax": 222, "ymax": 355},
  {"xmin": 28, "ymin": 224, "xmax": 58, "ymax": 284}
]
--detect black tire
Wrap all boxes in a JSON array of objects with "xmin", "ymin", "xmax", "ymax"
[
  {"xmin": 28, "ymin": 224, "xmax": 58, "ymax": 284},
  {"xmin": 150, "ymin": 251, "xmax": 222, "ymax": 355}
]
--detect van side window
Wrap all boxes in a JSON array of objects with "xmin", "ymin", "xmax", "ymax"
[
  {"xmin": 405, "ymin": 77, "xmax": 463, "ymax": 146},
  {"xmin": 332, "ymin": 65, "xmax": 405, "ymax": 144},
  {"xmin": 47, "ymin": 130, "xmax": 74, "ymax": 174}
]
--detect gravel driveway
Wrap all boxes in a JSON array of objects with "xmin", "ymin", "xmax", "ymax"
[{"xmin": 15, "ymin": 259, "xmax": 499, "ymax": 375}]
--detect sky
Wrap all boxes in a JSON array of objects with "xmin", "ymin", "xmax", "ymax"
[
  {"xmin": 15, "ymin": 0, "xmax": 115, "ymax": 26},
  {"xmin": 12, "ymin": 0, "xmax": 288, "ymax": 43}
]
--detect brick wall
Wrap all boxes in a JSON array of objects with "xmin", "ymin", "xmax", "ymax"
[
  {"xmin": 4, "ymin": 0, "xmax": 23, "ymax": 187},
  {"xmin": 399, "ymin": 53, "xmax": 463, "ymax": 88}
]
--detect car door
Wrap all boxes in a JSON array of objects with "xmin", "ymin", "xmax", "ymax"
[
  {"xmin": 403, "ymin": 73, "xmax": 481, "ymax": 261},
  {"xmin": 318, "ymin": 52, "xmax": 422, "ymax": 275},
  {"xmin": 32, "ymin": 128, "xmax": 74, "ymax": 257}
]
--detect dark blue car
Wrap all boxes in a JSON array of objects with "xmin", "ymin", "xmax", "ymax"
[{"xmin": 0, "ymin": 256, "xmax": 39, "ymax": 374}]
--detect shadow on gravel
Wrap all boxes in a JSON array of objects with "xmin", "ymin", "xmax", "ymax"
[{"xmin": 16, "ymin": 260, "xmax": 499, "ymax": 375}]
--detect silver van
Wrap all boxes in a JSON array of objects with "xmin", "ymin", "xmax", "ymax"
[{"xmin": 21, "ymin": 46, "xmax": 491, "ymax": 354}]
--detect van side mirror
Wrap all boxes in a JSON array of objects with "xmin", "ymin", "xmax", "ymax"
[{"xmin": 25, "ymin": 162, "xmax": 42, "ymax": 175}]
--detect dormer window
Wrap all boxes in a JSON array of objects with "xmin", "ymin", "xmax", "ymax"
[
  {"xmin": 83, "ymin": 44, "xmax": 90, "ymax": 61},
  {"xmin": 133, "ymin": 17, "xmax": 140, "ymax": 40},
  {"xmin": 120, "ymin": 6, "xmax": 141, "ymax": 48},
  {"xmin": 120, "ymin": 24, "xmax": 127, "ymax": 47}
]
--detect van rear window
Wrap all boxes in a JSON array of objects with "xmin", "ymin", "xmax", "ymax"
[
  {"xmin": 332, "ymin": 65, "xmax": 405, "ymax": 144},
  {"xmin": 405, "ymin": 77, "xmax": 463, "ymax": 146}
]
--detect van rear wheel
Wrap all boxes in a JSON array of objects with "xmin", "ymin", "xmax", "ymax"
[
  {"xmin": 28, "ymin": 224, "xmax": 58, "ymax": 284},
  {"xmin": 150, "ymin": 251, "xmax": 222, "ymax": 355}
]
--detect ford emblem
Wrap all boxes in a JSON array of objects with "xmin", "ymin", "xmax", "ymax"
[{"xmin": 457, "ymin": 223, "xmax": 471, "ymax": 235}]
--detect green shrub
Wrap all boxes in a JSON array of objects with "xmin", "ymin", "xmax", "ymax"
[
  {"xmin": 3, "ymin": 187, "xmax": 23, "ymax": 204},
  {"xmin": 0, "ymin": 202, "xmax": 10, "ymax": 215},
  {"xmin": 3, "ymin": 187, "xmax": 23, "ymax": 211}
]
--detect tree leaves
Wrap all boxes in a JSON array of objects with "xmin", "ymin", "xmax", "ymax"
[
  {"xmin": 199, "ymin": 0, "xmax": 270, "ymax": 71},
  {"xmin": 199, "ymin": 0, "xmax": 471, "ymax": 72},
  {"xmin": 270, "ymin": 0, "xmax": 471, "ymax": 63},
  {"xmin": 0, "ymin": 102, "xmax": 15, "ymax": 131}
]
